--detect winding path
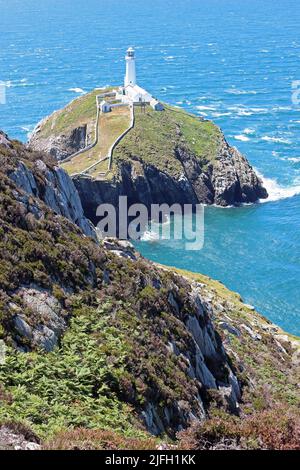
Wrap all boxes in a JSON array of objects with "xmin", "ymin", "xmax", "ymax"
[{"xmin": 60, "ymin": 92, "xmax": 135, "ymax": 179}]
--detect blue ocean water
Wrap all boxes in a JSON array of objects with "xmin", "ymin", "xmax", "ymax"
[{"xmin": 0, "ymin": 0, "xmax": 299, "ymax": 334}]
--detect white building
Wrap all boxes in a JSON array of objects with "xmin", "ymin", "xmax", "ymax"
[
  {"xmin": 124, "ymin": 47, "xmax": 136, "ymax": 87},
  {"xmin": 125, "ymin": 84, "xmax": 152, "ymax": 103},
  {"xmin": 150, "ymin": 98, "xmax": 164, "ymax": 111},
  {"xmin": 100, "ymin": 100, "xmax": 111, "ymax": 113}
]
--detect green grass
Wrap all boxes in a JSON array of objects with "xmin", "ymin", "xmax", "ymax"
[
  {"xmin": 39, "ymin": 88, "xmax": 113, "ymax": 139},
  {"xmin": 114, "ymin": 104, "xmax": 222, "ymax": 176}
]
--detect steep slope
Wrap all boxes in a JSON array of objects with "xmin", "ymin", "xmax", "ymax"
[
  {"xmin": 29, "ymin": 90, "xmax": 268, "ymax": 217},
  {"xmin": 0, "ymin": 132, "xmax": 240, "ymax": 439},
  {"xmin": 0, "ymin": 132, "xmax": 95, "ymax": 239},
  {"xmin": 0, "ymin": 134, "xmax": 298, "ymax": 450}
]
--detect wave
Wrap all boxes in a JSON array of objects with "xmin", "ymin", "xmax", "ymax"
[
  {"xmin": 140, "ymin": 230, "xmax": 160, "ymax": 242},
  {"xmin": 5, "ymin": 79, "xmax": 35, "ymax": 88},
  {"xmin": 228, "ymin": 106, "xmax": 268, "ymax": 117},
  {"xmin": 287, "ymin": 157, "xmax": 300, "ymax": 163},
  {"xmin": 234, "ymin": 134, "xmax": 250, "ymax": 142},
  {"xmin": 20, "ymin": 124, "xmax": 35, "ymax": 139},
  {"xmin": 225, "ymin": 88, "xmax": 258, "ymax": 95},
  {"xmin": 261, "ymin": 136, "xmax": 292, "ymax": 145},
  {"xmin": 195, "ymin": 105, "xmax": 217, "ymax": 111},
  {"xmin": 68, "ymin": 87, "xmax": 86, "ymax": 94},
  {"xmin": 243, "ymin": 128, "xmax": 256, "ymax": 135},
  {"xmin": 257, "ymin": 171, "xmax": 300, "ymax": 202}
]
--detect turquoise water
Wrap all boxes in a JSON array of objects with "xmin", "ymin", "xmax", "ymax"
[{"xmin": 0, "ymin": 0, "xmax": 299, "ymax": 334}]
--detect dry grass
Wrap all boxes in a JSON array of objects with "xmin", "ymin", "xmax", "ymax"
[
  {"xmin": 61, "ymin": 106, "xmax": 130, "ymax": 175},
  {"xmin": 44, "ymin": 428, "xmax": 158, "ymax": 450}
]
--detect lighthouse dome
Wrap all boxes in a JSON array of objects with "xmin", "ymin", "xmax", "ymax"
[{"xmin": 126, "ymin": 47, "xmax": 135, "ymax": 57}]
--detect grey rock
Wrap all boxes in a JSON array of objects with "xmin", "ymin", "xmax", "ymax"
[
  {"xmin": 13, "ymin": 315, "xmax": 33, "ymax": 339},
  {"xmin": 14, "ymin": 287, "xmax": 67, "ymax": 352},
  {"xmin": 241, "ymin": 324, "xmax": 262, "ymax": 341},
  {"xmin": 219, "ymin": 321, "xmax": 241, "ymax": 337},
  {"xmin": 30, "ymin": 122, "xmax": 89, "ymax": 161},
  {"xmin": 9, "ymin": 161, "xmax": 97, "ymax": 239},
  {"xmin": 0, "ymin": 426, "xmax": 40, "ymax": 451},
  {"xmin": 33, "ymin": 325, "xmax": 58, "ymax": 352}
]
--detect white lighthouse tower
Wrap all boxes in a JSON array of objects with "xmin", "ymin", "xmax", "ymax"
[{"xmin": 124, "ymin": 47, "xmax": 136, "ymax": 87}]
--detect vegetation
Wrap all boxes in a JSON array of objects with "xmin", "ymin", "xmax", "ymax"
[
  {"xmin": 178, "ymin": 407, "xmax": 300, "ymax": 450},
  {"xmin": 61, "ymin": 106, "xmax": 131, "ymax": 176},
  {"xmin": 0, "ymin": 135, "xmax": 299, "ymax": 450},
  {"xmin": 169, "ymin": 267, "xmax": 300, "ymax": 409},
  {"xmin": 37, "ymin": 89, "xmax": 109, "ymax": 140},
  {"xmin": 114, "ymin": 104, "xmax": 222, "ymax": 177}
]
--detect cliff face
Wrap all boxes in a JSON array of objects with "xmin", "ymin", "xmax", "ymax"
[
  {"xmin": 30, "ymin": 123, "xmax": 88, "ymax": 161},
  {"xmin": 0, "ymin": 132, "xmax": 96, "ymax": 239},
  {"xmin": 73, "ymin": 137, "xmax": 267, "ymax": 225}
]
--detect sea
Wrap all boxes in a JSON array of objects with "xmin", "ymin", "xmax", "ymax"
[{"xmin": 0, "ymin": 0, "xmax": 299, "ymax": 335}]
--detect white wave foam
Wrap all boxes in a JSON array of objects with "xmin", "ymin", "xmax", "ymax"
[
  {"xmin": 20, "ymin": 124, "xmax": 35, "ymax": 139},
  {"xmin": 243, "ymin": 128, "xmax": 256, "ymax": 135},
  {"xmin": 225, "ymin": 88, "xmax": 258, "ymax": 95},
  {"xmin": 287, "ymin": 157, "xmax": 300, "ymax": 163},
  {"xmin": 261, "ymin": 136, "xmax": 292, "ymax": 144},
  {"xmin": 257, "ymin": 171, "xmax": 300, "ymax": 202},
  {"xmin": 140, "ymin": 230, "xmax": 160, "ymax": 242},
  {"xmin": 229, "ymin": 106, "xmax": 268, "ymax": 117},
  {"xmin": 234, "ymin": 134, "xmax": 250, "ymax": 142},
  {"xmin": 68, "ymin": 87, "xmax": 86, "ymax": 94},
  {"xmin": 195, "ymin": 105, "xmax": 216, "ymax": 111}
]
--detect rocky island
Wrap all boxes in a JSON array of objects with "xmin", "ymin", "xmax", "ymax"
[{"xmin": 30, "ymin": 90, "xmax": 268, "ymax": 223}]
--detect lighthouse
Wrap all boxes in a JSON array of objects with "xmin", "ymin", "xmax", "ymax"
[{"xmin": 124, "ymin": 47, "xmax": 136, "ymax": 87}]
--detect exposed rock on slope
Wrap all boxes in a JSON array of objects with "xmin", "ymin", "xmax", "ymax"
[
  {"xmin": 30, "ymin": 122, "xmax": 88, "ymax": 161},
  {"xmin": 1, "ymin": 132, "xmax": 96, "ymax": 239},
  {"xmin": 29, "ymin": 91, "xmax": 268, "ymax": 212}
]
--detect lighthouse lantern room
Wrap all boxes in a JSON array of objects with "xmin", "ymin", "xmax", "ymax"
[{"xmin": 124, "ymin": 47, "xmax": 136, "ymax": 87}]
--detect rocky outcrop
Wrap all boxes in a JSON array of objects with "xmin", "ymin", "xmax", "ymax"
[
  {"xmin": 8, "ymin": 157, "xmax": 96, "ymax": 239},
  {"xmin": 11, "ymin": 286, "xmax": 67, "ymax": 352},
  {"xmin": 0, "ymin": 426, "xmax": 40, "ymax": 451},
  {"xmin": 29, "ymin": 100, "xmax": 267, "ymax": 210},
  {"xmin": 30, "ymin": 123, "xmax": 88, "ymax": 160}
]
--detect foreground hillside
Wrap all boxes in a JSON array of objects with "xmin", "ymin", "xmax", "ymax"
[
  {"xmin": 0, "ymin": 132, "xmax": 299, "ymax": 450},
  {"xmin": 29, "ymin": 89, "xmax": 268, "ymax": 220}
]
